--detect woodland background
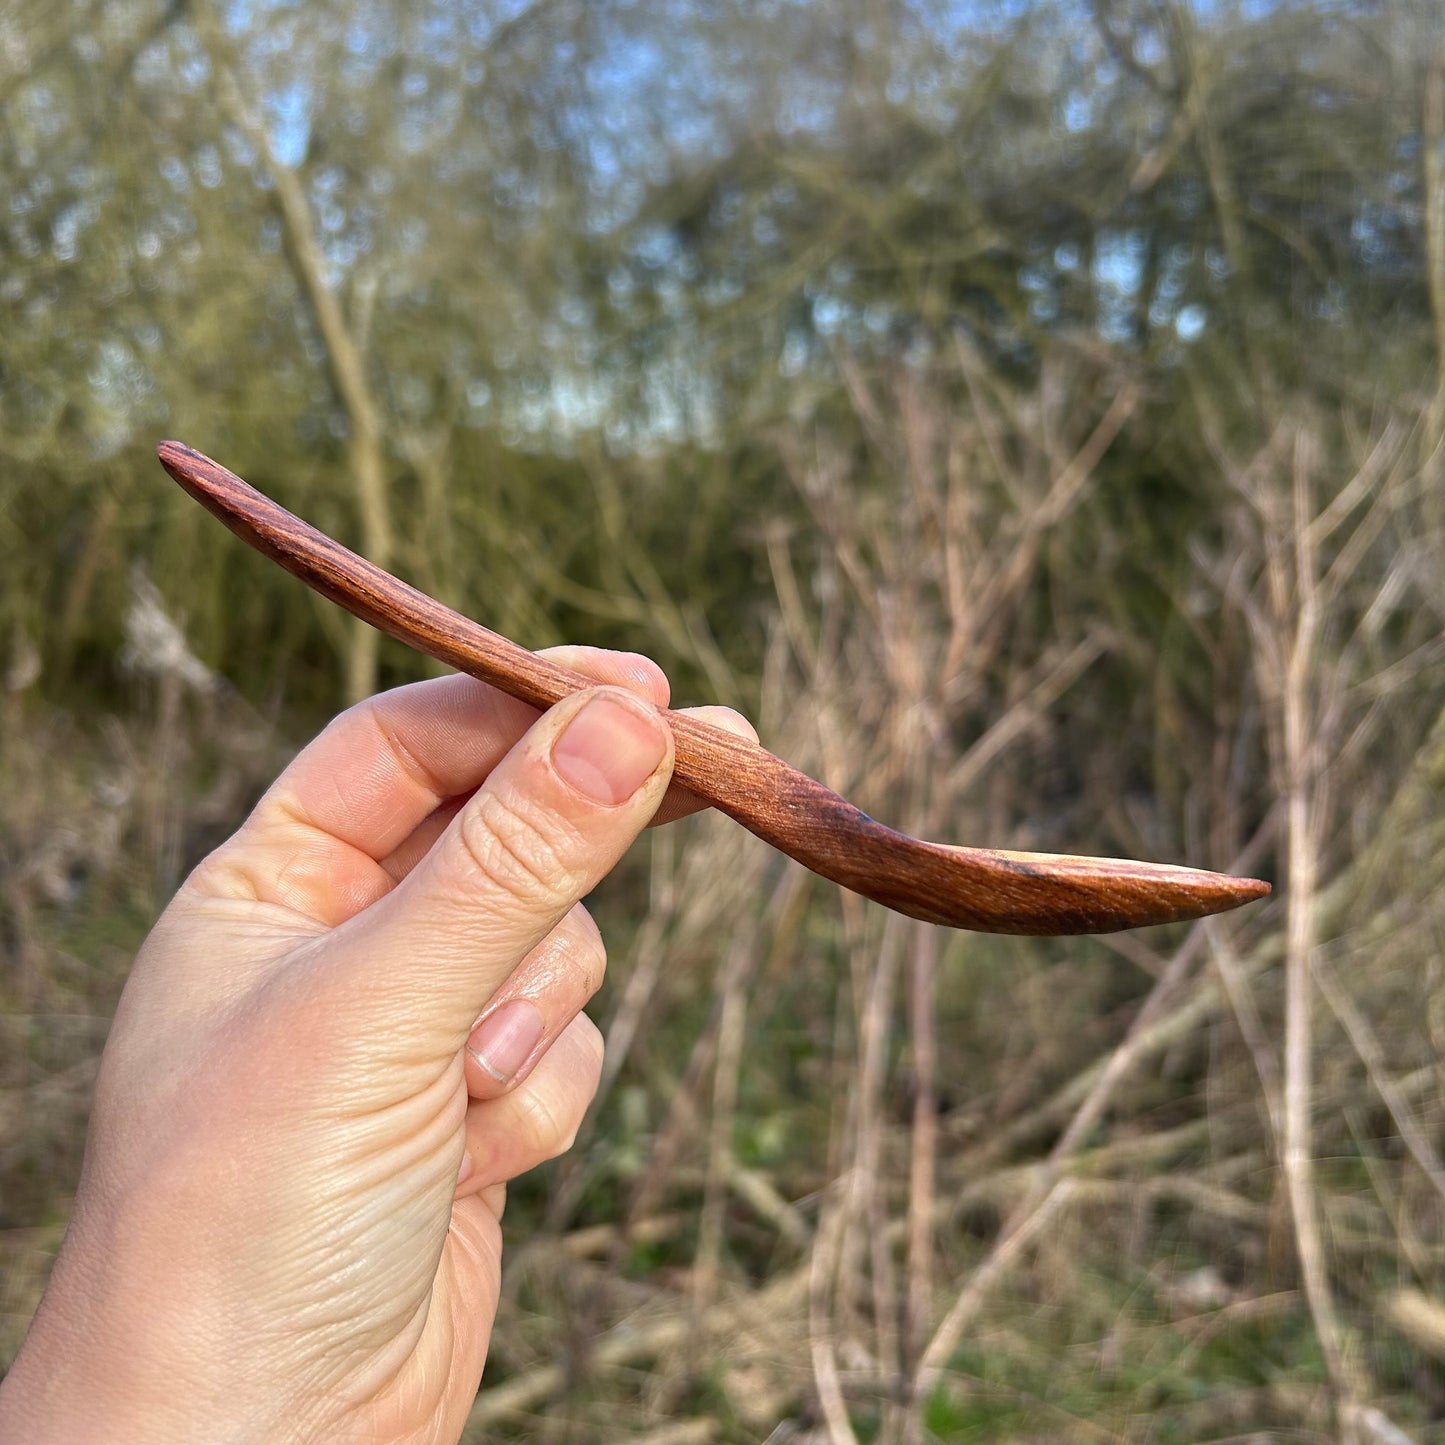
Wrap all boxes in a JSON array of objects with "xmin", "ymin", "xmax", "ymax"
[{"xmin": 4, "ymin": 0, "xmax": 1445, "ymax": 1440}]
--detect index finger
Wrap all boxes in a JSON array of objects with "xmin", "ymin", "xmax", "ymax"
[{"xmin": 190, "ymin": 648, "xmax": 671, "ymax": 923}]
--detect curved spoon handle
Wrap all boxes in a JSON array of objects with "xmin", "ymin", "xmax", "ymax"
[{"xmin": 157, "ymin": 441, "xmax": 1270, "ymax": 934}]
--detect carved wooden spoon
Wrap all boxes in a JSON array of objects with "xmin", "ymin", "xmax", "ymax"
[{"xmin": 157, "ymin": 441, "xmax": 1270, "ymax": 935}]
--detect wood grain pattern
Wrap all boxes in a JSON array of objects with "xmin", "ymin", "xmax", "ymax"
[{"xmin": 157, "ymin": 440, "xmax": 1271, "ymax": 934}]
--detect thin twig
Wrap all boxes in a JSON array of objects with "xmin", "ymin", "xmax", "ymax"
[
  {"xmin": 1315, "ymin": 957, "xmax": 1445, "ymax": 1206},
  {"xmin": 1274, "ymin": 430, "xmax": 1362, "ymax": 1417},
  {"xmin": 915, "ymin": 1181, "xmax": 1077, "ymax": 1387}
]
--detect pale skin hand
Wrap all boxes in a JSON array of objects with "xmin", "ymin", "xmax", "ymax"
[{"xmin": 0, "ymin": 648, "xmax": 755, "ymax": 1445}]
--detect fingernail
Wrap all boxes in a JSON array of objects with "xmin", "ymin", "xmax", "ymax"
[
  {"xmin": 468, "ymin": 1000, "xmax": 546, "ymax": 1084},
  {"xmin": 552, "ymin": 692, "xmax": 666, "ymax": 805},
  {"xmin": 456, "ymin": 1150, "xmax": 474, "ymax": 1185}
]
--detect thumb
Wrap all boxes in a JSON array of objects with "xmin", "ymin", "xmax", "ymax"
[{"xmin": 314, "ymin": 685, "xmax": 673, "ymax": 1047}]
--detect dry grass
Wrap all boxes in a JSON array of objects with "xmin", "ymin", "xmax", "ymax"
[
  {"xmin": 452, "ymin": 358, "xmax": 1445, "ymax": 1440},
  {"xmin": 4, "ymin": 351, "xmax": 1445, "ymax": 1442}
]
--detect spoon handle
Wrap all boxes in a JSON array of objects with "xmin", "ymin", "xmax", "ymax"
[{"xmin": 157, "ymin": 441, "xmax": 1270, "ymax": 934}]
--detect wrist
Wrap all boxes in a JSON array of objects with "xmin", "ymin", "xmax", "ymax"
[{"xmin": 0, "ymin": 1225, "xmax": 311, "ymax": 1445}]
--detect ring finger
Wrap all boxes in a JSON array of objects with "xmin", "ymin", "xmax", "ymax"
[{"xmin": 455, "ymin": 1011, "xmax": 605, "ymax": 1194}]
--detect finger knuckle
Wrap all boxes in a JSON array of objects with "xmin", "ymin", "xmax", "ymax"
[
  {"xmin": 515, "ymin": 1085, "xmax": 578, "ymax": 1161},
  {"xmin": 457, "ymin": 789, "xmax": 581, "ymax": 910},
  {"xmin": 555, "ymin": 910, "xmax": 608, "ymax": 995},
  {"xmin": 360, "ymin": 697, "xmax": 451, "ymax": 801}
]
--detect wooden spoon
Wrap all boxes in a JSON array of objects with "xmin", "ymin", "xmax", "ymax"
[{"xmin": 157, "ymin": 441, "xmax": 1270, "ymax": 934}]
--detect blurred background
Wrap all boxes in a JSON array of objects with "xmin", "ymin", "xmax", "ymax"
[{"xmin": 4, "ymin": 0, "xmax": 1445, "ymax": 1438}]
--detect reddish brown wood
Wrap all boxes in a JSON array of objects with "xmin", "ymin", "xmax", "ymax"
[{"xmin": 157, "ymin": 440, "xmax": 1271, "ymax": 935}]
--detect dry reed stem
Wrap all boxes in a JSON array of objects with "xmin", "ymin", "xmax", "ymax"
[
  {"xmin": 915, "ymin": 1179, "xmax": 1078, "ymax": 1389},
  {"xmin": 849, "ymin": 911, "xmax": 905, "ymax": 1399},
  {"xmin": 973, "ymin": 830, "xmax": 1279, "ymax": 1167},
  {"xmin": 1204, "ymin": 404, "xmax": 1441, "ymax": 1430},
  {"xmin": 808, "ymin": 1186, "xmax": 861, "ymax": 1445},
  {"xmin": 726, "ymin": 1165, "xmax": 811, "ymax": 1250},
  {"xmin": 1206, "ymin": 918, "xmax": 1283, "ymax": 1139},
  {"xmin": 914, "ymin": 922, "xmax": 1205, "ymax": 1384},
  {"xmin": 1314, "ymin": 957, "xmax": 1445, "ymax": 1207},
  {"xmin": 901, "ymin": 918, "xmax": 937, "ymax": 1441},
  {"xmin": 1384, "ymin": 1290, "xmax": 1445, "ymax": 1361},
  {"xmin": 912, "ymin": 806, "xmax": 1267, "ymax": 1394},
  {"xmin": 465, "ymin": 1270, "xmax": 813, "ymax": 1433},
  {"xmin": 631, "ymin": 1422, "xmax": 718, "ymax": 1445},
  {"xmin": 1271, "ymin": 430, "xmax": 1367, "ymax": 1421},
  {"xmin": 944, "ymin": 635, "xmax": 1107, "ymax": 796},
  {"xmin": 1341, "ymin": 1106, "xmax": 1435, "ymax": 1284},
  {"xmin": 693, "ymin": 924, "xmax": 759, "ymax": 1330}
]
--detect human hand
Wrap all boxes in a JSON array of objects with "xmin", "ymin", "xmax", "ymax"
[{"xmin": 0, "ymin": 648, "xmax": 754, "ymax": 1445}]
